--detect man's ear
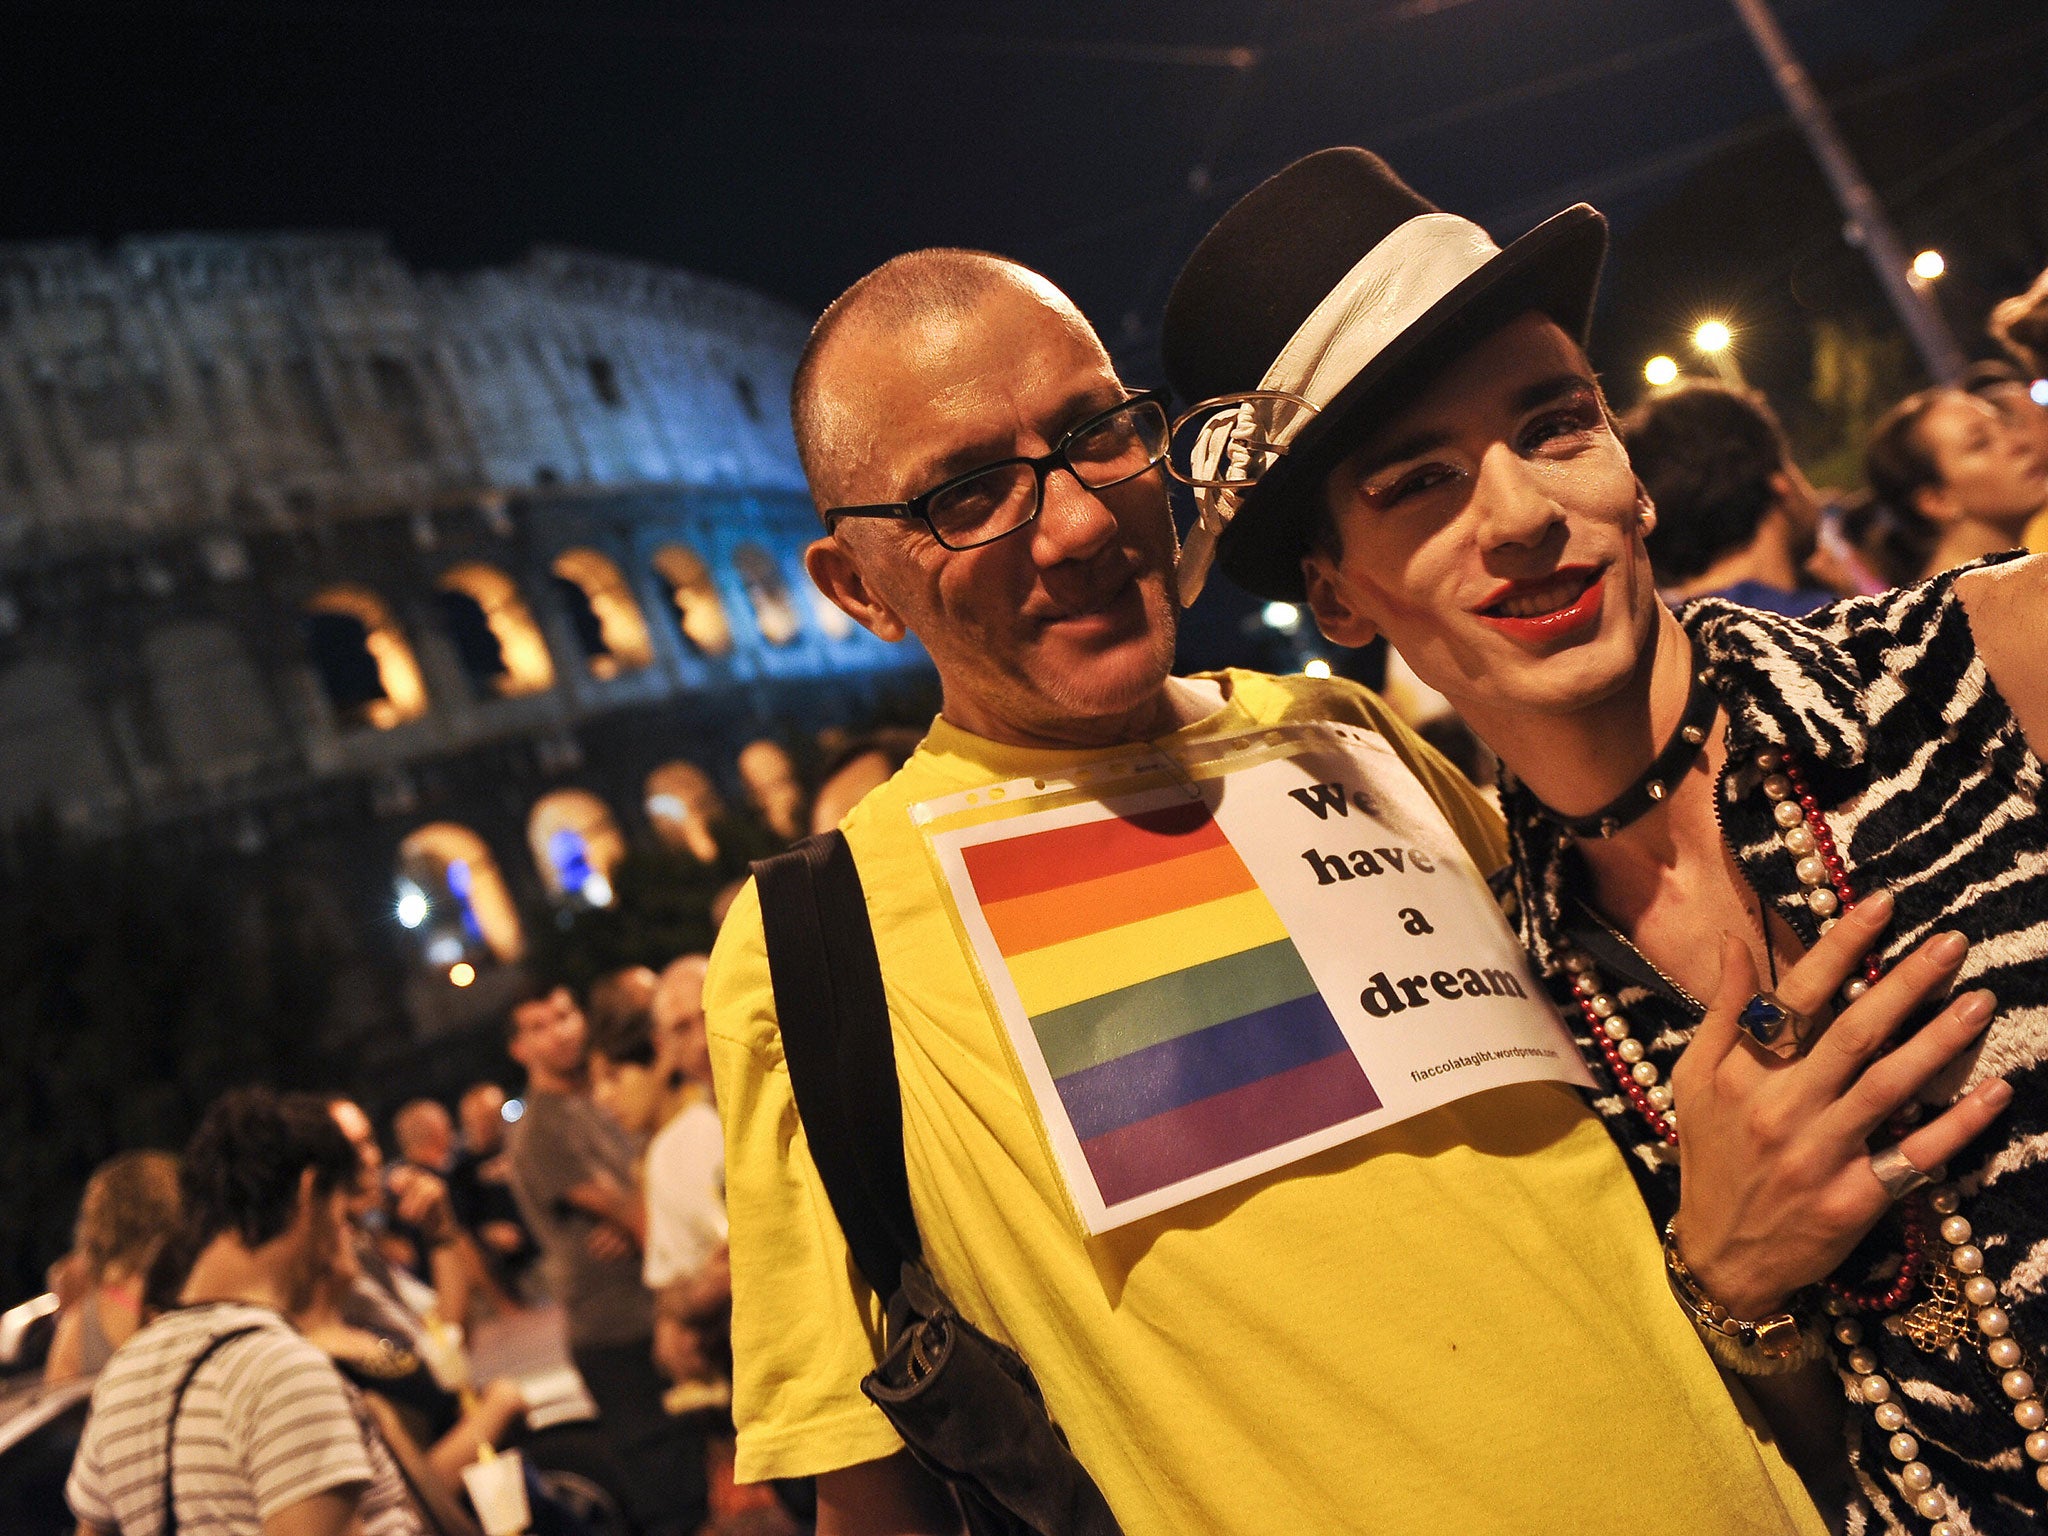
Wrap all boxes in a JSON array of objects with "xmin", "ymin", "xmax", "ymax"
[
  {"xmin": 1303, "ymin": 553, "xmax": 1378, "ymax": 648},
  {"xmin": 295, "ymin": 1166, "xmax": 320, "ymax": 1225},
  {"xmin": 805, "ymin": 535, "xmax": 906, "ymax": 642}
]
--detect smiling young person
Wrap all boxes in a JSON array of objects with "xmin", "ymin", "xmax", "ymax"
[
  {"xmin": 695, "ymin": 243, "xmax": 2018, "ymax": 1536},
  {"xmin": 1162, "ymin": 147, "xmax": 2048, "ymax": 1535}
]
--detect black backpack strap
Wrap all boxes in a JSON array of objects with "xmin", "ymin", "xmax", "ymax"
[
  {"xmin": 753, "ymin": 830, "xmax": 922, "ymax": 1299},
  {"xmin": 161, "ymin": 1323, "xmax": 265, "ymax": 1536}
]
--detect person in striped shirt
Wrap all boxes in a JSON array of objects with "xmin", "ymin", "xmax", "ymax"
[{"xmin": 68, "ymin": 1087, "xmax": 427, "ymax": 1536}]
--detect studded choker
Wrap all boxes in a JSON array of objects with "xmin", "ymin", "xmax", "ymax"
[{"xmin": 1530, "ymin": 664, "xmax": 1720, "ymax": 839}]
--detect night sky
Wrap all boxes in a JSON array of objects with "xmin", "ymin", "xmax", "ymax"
[{"xmin": 1, "ymin": 0, "xmax": 1975, "ymax": 369}]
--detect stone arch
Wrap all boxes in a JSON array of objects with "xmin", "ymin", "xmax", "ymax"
[
  {"xmin": 302, "ymin": 585, "xmax": 429, "ymax": 729},
  {"xmin": 528, "ymin": 788, "xmax": 626, "ymax": 906},
  {"xmin": 396, "ymin": 821, "xmax": 525, "ymax": 963},
  {"xmin": 142, "ymin": 620, "xmax": 285, "ymax": 780},
  {"xmin": 737, "ymin": 738, "xmax": 805, "ymax": 841},
  {"xmin": 644, "ymin": 759, "xmax": 726, "ymax": 864},
  {"xmin": 435, "ymin": 563, "xmax": 556, "ymax": 698},
  {"xmin": 550, "ymin": 548, "xmax": 654, "ymax": 679},
  {"xmin": 732, "ymin": 541, "xmax": 802, "ymax": 646},
  {"xmin": 808, "ymin": 584, "xmax": 855, "ymax": 641},
  {"xmin": 0, "ymin": 658, "xmax": 119, "ymax": 823},
  {"xmin": 649, "ymin": 543, "xmax": 733, "ymax": 657}
]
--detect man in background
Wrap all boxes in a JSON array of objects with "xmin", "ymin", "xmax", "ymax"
[
  {"xmin": 506, "ymin": 984, "xmax": 706, "ymax": 1536},
  {"xmin": 69, "ymin": 1087, "xmax": 424, "ymax": 1536},
  {"xmin": 449, "ymin": 1083, "xmax": 537, "ymax": 1299},
  {"xmin": 644, "ymin": 955, "xmax": 729, "ymax": 1404},
  {"xmin": 1620, "ymin": 380, "xmax": 1838, "ymax": 615},
  {"xmin": 328, "ymin": 1097, "xmax": 459, "ymax": 1335}
]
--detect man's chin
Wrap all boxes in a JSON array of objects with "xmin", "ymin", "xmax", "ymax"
[{"xmin": 1032, "ymin": 626, "xmax": 1176, "ymax": 721}]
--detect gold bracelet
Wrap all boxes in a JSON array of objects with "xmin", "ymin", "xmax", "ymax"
[{"xmin": 1662, "ymin": 1220, "xmax": 1824, "ymax": 1376}]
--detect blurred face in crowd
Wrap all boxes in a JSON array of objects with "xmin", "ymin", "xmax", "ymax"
[
  {"xmin": 1915, "ymin": 390, "xmax": 2047, "ymax": 534},
  {"xmin": 589, "ymin": 1050, "xmax": 666, "ymax": 1138},
  {"xmin": 1306, "ymin": 313, "xmax": 1658, "ymax": 727},
  {"xmin": 805, "ymin": 273, "xmax": 1180, "ymax": 749},
  {"xmin": 328, "ymin": 1099, "xmax": 384, "ymax": 1218},
  {"xmin": 395, "ymin": 1101, "xmax": 455, "ymax": 1171},
  {"xmin": 652, "ymin": 955, "xmax": 712, "ymax": 1087},
  {"xmin": 587, "ymin": 966, "xmax": 658, "ymax": 1032},
  {"xmin": 460, "ymin": 1083, "xmax": 507, "ymax": 1153},
  {"xmin": 510, "ymin": 987, "xmax": 589, "ymax": 1081},
  {"xmin": 1974, "ymin": 379, "xmax": 2048, "ymax": 472}
]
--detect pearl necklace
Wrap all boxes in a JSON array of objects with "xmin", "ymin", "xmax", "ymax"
[{"xmin": 1552, "ymin": 741, "xmax": 2042, "ymax": 1531}]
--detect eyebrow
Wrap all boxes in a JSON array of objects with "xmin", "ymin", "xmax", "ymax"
[
  {"xmin": 895, "ymin": 382, "xmax": 1127, "ymax": 498},
  {"xmin": 1354, "ymin": 371, "xmax": 1601, "ymax": 486},
  {"xmin": 1512, "ymin": 371, "xmax": 1601, "ymax": 414}
]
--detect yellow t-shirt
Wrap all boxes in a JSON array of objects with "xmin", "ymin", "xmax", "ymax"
[
  {"xmin": 2026, "ymin": 506, "xmax": 2048, "ymax": 555},
  {"xmin": 706, "ymin": 669, "xmax": 1824, "ymax": 1536}
]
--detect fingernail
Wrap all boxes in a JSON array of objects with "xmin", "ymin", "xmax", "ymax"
[
  {"xmin": 1858, "ymin": 889, "xmax": 1894, "ymax": 919},
  {"xmin": 1956, "ymin": 989, "xmax": 1997, "ymax": 1025},
  {"xmin": 1928, "ymin": 930, "xmax": 1968, "ymax": 964},
  {"xmin": 1984, "ymin": 1078, "xmax": 2014, "ymax": 1108}
]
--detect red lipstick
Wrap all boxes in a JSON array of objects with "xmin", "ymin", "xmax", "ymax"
[{"xmin": 1473, "ymin": 565, "xmax": 1606, "ymax": 645}]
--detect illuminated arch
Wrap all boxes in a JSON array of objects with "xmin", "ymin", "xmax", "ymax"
[
  {"xmin": 303, "ymin": 586, "xmax": 429, "ymax": 729},
  {"xmin": 644, "ymin": 760, "xmax": 726, "ymax": 864},
  {"xmin": 732, "ymin": 542, "xmax": 802, "ymax": 646},
  {"xmin": 550, "ymin": 548, "xmax": 654, "ymax": 679},
  {"xmin": 435, "ymin": 563, "xmax": 556, "ymax": 697},
  {"xmin": 650, "ymin": 543, "xmax": 733, "ymax": 657},
  {"xmin": 396, "ymin": 822, "xmax": 525, "ymax": 963},
  {"xmin": 809, "ymin": 586, "xmax": 855, "ymax": 641},
  {"xmin": 738, "ymin": 738, "xmax": 806, "ymax": 841},
  {"xmin": 528, "ymin": 789, "xmax": 627, "ymax": 906}
]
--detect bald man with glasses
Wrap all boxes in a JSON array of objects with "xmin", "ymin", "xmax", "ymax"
[{"xmin": 702, "ymin": 248, "xmax": 1833, "ymax": 1536}]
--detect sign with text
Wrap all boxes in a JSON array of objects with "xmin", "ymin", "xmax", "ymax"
[{"xmin": 913, "ymin": 722, "xmax": 1592, "ymax": 1232}]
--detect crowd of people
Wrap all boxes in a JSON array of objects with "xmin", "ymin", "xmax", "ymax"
[
  {"xmin": 12, "ymin": 140, "xmax": 2048, "ymax": 1536},
  {"xmin": 1620, "ymin": 356, "xmax": 2048, "ymax": 621},
  {"xmin": 14, "ymin": 725, "xmax": 942, "ymax": 1536},
  {"xmin": 27, "ymin": 955, "xmax": 799, "ymax": 1535}
]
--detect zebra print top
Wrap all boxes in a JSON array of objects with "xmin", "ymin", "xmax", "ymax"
[{"xmin": 1499, "ymin": 556, "xmax": 2048, "ymax": 1536}]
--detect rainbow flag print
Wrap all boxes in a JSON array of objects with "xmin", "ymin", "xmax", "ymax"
[{"xmin": 961, "ymin": 798, "xmax": 1381, "ymax": 1208}]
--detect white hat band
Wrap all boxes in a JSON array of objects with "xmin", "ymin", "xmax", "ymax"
[{"xmin": 1176, "ymin": 211, "xmax": 1500, "ymax": 605}]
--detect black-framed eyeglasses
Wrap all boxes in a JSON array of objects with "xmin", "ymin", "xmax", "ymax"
[{"xmin": 823, "ymin": 389, "xmax": 1171, "ymax": 552}]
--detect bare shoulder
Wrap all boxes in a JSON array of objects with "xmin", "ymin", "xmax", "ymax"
[
  {"xmin": 1956, "ymin": 556, "xmax": 2048, "ymax": 754},
  {"xmin": 1956, "ymin": 552, "xmax": 2047, "ymax": 616}
]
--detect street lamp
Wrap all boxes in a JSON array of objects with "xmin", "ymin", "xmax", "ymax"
[
  {"xmin": 1644, "ymin": 355, "xmax": 1679, "ymax": 388},
  {"xmin": 1690, "ymin": 319, "xmax": 1747, "ymax": 388},
  {"xmin": 1911, "ymin": 249, "xmax": 1946, "ymax": 282},
  {"xmin": 395, "ymin": 881, "xmax": 429, "ymax": 929}
]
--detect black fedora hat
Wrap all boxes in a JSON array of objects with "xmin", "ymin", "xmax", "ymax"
[{"xmin": 1162, "ymin": 147, "xmax": 1608, "ymax": 603}]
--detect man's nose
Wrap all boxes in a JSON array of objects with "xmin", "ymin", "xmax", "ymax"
[
  {"xmin": 1031, "ymin": 465, "xmax": 1121, "ymax": 563},
  {"xmin": 1471, "ymin": 446, "xmax": 1567, "ymax": 550}
]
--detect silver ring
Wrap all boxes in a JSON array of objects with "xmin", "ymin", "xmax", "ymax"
[{"xmin": 1869, "ymin": 1143, "xmax": 1934, "ymax": 1201}]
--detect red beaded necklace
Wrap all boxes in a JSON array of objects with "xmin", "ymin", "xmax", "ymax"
[{"xmin": 1561, "ymin": 740, "xmax": 1923, "ymax": 1315}]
